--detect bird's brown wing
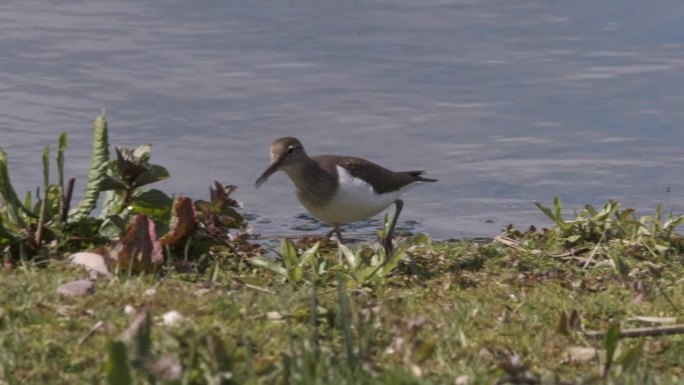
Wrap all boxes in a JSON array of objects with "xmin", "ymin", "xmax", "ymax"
[{"xmin": 314, "ymin": 155, "xmax": 437, "ymax": 194}]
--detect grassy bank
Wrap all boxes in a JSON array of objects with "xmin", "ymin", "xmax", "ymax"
[
  {"xmin": 2, "ymin": 231, "xmax": 684, "ymax": 384},
  {"xmin": 2, "ymin": 114, "xmax": 684, "ymax": 384}
]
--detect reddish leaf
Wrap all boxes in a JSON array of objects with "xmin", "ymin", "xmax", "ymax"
[
  {"xmin": 108, "ymin": 215, "xmax": 164, "ymax": 273},
  {"xmin": 210, "ymin": 181, "xmax": 241, "ymax": 208},
  {"xmin": 160, "ymin": 196, "xmax": 197, "ymax": 247},
  {"xmin": 195, "ymin": 181, "xmax": 246, "ymax": 234}
]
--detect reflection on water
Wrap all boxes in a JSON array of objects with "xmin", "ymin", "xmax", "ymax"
[{"xmin": 1, "ymin": 0, "xmax": 683, "ymax": 239}]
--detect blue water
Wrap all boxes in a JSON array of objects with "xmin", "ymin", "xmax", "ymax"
[{"xmin": 1, "ymin": 0, "xmax": 683, "ymax": 239}]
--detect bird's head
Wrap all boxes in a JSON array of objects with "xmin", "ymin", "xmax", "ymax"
[{"xmin": 255, "ymin": 137, "xmax": 309, "ymax": 188}]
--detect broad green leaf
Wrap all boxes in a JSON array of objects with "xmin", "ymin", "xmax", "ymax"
[
  {"xmin": 99, "ymin": 175, "xmax": 128, "ymax": 191},
  {"xmin": 338, "ymin": 242, "xmax": 357, "ymax": 269},
  {"xmin": 249, "ymin": 257, "xmax": 288, "ymax": 278},
  {"xmin": 280, "ymin": 238, "xmax": 298, "ymax": 270},
  {"xmin": 382, "ymin": 247, "xmax": 407, "ymax": 276},
  {"xmin": 131, "ymin": 189, "xmax": 173, "ymax": 209},
  {"xmin": 114, "ymin": 146, "xmax": 148, "ymax": 180},
  {"xmin": 132, "ymin": 144, "xmax": 151, "ymax": 163},
  {"xmin": 292, "ymin": 266, "xmax": 303, "ymax": 282},
  {"xmin": 99, "ymin": 190, "xmax": 124, "ymax": 220},
  {"xmin": 298, "ymin": 241, "xmax": 320, "ymax": 267},
  {"xmin": 133, "ymin": 164, "xmax": 169, "ymax": 188},
  {"xmin": 0, "ymin": 216, "xmax": 17, "ymax": 245},
  {"xmin": 70, "ymin": 113, "xmax": 110, "ymax": 222},
  {"xmin": 99, "ymin": 215, "xmax": 127, "ymax": 238}
]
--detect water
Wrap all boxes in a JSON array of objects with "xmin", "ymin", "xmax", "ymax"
[{"xmin": 1, "ymin": 0, "xmax": 683, "ymax": 239}]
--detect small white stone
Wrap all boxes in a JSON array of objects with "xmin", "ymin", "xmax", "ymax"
[
  {"xmin": 564, "ymin": 346, "xmax": 598, "ymax": 362},
  {"xmin": 266, "ymin": 311, "xmax": 284, "ymax": 320},
  {"xmin": 57, "ymin": 279, "xmax": 94, "ymax": 297},
  {"xmin": 144, "ymin": 288, "xmax": 157, "ymax": 297},
  {"xmin": 124, "ymin": 305, "xmax": 136, "ymax": 315},
  {"xmin": 68, "ymin": 252, "xmax": 110, "ymax": 276},
  {"xmin": 162, "ymin": 310, "xmax": 185, "ymax": 327}
]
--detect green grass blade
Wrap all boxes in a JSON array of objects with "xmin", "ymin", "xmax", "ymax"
[
  {"xmin": 41, "ymin": 145, "xmax": 50, "ymax": 190},
  {"xmin": 57, "ymin": 132, "xmax": 67, "ymax": 189},
  {"xmin": 603, "ymin": 322, "xmax": 621, "ymax": 377},
  {"xmin": 106, "ymin": 340, "xmax": 133, "ymax": 385},
  {"xmin": 382, "ymin": 246, "xmax": 407, "ymax": 274},
  {"xmin": 553, "ymin": 195, "xmax": 563, "ymax": 221},
  {"xmin": 534, "ymin": 201, "xmax": 565, "ymax": 229},
  {"xmin": 57, "ymin": 132, "xmax": 67, "ymax": 217},
  {"xmin": 337, "ymin": 276, "xmax": 357, "ymax": 378},
  {"xmin": 663, "ymin": 215, "xmax": 684, "ymax": 231},
  {"xmin": 35, "ymin": 145, "xmax": 51, "ymax": 245}
]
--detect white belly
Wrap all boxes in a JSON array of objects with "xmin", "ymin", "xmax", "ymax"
[{"xmin": 300, "ymin": 166, "xmax": 418, "ymax": 225}]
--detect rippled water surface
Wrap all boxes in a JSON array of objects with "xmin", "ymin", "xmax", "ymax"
[{"xmin": 2, "ymin": 1, "xmax": 684, "ymax": 239}]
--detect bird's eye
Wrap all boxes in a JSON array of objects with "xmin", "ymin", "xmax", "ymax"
[{"xmin": 285, "ymin": 146, "xmax": 296, "ymax": 156}]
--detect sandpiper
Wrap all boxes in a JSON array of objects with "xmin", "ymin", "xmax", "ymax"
[{"xmin": 255, "ymin": 137, "xmax": 437, "ymax": 252}]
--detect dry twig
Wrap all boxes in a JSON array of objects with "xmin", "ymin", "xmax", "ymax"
[{"xmin": 585, "ymin": 324, "xmax": 684, "ymax": 339}]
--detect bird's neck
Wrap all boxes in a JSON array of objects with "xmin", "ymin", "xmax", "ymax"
[{"xmin": 283, "ymin": 158, "xmax": 337, "ymax": 207}]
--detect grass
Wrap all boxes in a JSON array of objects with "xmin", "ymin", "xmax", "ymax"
[
  {"xmin": 2, "ymin": 232, "xmax": 684, "ymax": 384},
  {"xmin": 2, "ymin": 116, "xmax": 684, "ymax": 383}
]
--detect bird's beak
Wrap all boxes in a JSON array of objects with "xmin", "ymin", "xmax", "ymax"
[{"xmin": 255, "ymin": 155, "xmax": 284, "ymax": 188}]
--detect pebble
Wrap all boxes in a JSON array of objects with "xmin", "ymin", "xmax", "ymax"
[{"xmin": 57, "ymin": 279, "xmax": 94, "ymax": 297}]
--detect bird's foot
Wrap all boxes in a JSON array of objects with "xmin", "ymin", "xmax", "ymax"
[{"xmin": 327, "ymin": 227, "xmax": 345, "ymax": 244}]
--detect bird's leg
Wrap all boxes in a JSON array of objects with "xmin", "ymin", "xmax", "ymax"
[
  {"xmin": 326, "ymin": 225, "xmax": 345, "ymax": 243},
  {"xmin": 383, "ymin": 199, "xmax": 403, "ymax": 255}
]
